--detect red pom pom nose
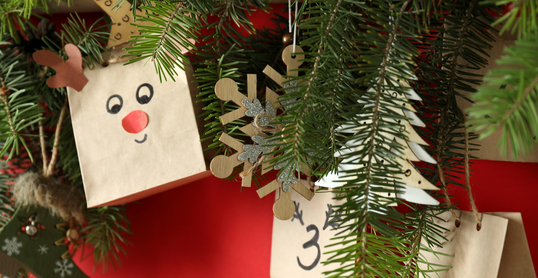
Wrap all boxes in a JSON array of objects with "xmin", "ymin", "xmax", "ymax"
[{"xmin": 122, "ymin": 110, "xmax": 148, "ymax": 134}]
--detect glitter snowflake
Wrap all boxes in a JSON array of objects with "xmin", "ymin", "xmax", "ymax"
[
  {"xmin": 54, "ymin": 259, "xmax": 74, "ymax": 277},
  {"xmin": 238, "ymin": 135, "xmax": 273, "ymax": 163},
  {"xmin": 2, "ymin": 236, "xmax": 22, "ymax": 256},
  {"xmin": 38, "ymin": 244, "xmax": 49, "ymax": 254}
]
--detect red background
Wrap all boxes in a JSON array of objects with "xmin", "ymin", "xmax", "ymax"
[{"xmin": 41, "ymin": 6, "xmax": 538, "ymax": 277}]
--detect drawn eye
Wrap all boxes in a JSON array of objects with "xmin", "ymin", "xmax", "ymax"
[
  {"xmin": 106, "ymin": 94, "xmax": 123, "ymax": 114},
  {"xmin": 136, "ymin": 83, "xmax": 154, "ymax": 105}
]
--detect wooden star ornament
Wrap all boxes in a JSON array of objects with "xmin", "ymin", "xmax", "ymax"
[{"xmin": 93, "ymin": 0, "xmax": 150, "ymax": 48}]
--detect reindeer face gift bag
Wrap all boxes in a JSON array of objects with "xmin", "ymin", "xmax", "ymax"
[{"xmin": 67, "ymin": 60, "xmax": 209, "ymax": 207}]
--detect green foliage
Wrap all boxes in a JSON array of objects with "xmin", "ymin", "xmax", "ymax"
[
  {"xmin": 124, "ymin": 0, "xmax": 201, "ymax": 82},
  {"xmin": 467, "ymin": 0, "xmax": 538, "ymax": 159},
  {"xmin": 0, "ymin": 0, "xmax": 52, "ymax": 39},
  {"xmin": 484, "ymin": 0, "xmax": 538, "ymax": 38},
  {"xmin": 415, "ymin": 0, "xmax": 495, "ymax": 187},
  {"xmin": 0, "ymin": 162, "xmax": 15, "ymax": 229},
  {"xmin": 281, "ymin": 1, "xmax": 446, "ymax": 276},
  {"xmin": 468, "ymin": 33, "xmax": 538, "ymax": 158},
  {"xmin": 0, "ymin": 0, "xmax": 535, "ymax": 276},
  {"xmin": 125, "ymin": 0, "xmax": 268, "ymax": 82},
  {"xmin": 397, "ymin": 206, "xmax": 452, "ymax": 277},
  {"xmin": 0, "ymin": 39, "xmax": 42, "ymax": 162},
  {"xmin": 55, "ymin": 13, "xmax": 109, "ymax": 69},
  {"xmin": 82, "ymin": 206, "xmax": 132, "ymax": 272},
  {"xmin": 191, "ymin": 1, "xmax": 277, "ymax": 160}
]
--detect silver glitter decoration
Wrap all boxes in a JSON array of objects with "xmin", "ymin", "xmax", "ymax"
[
  {"xmin": 242, "ymin": 99, "xmax": 276, "ymax": 129},
  {"xmin": 243, "ymin": 98, "xmax": 265, "ymax": 117},
  {"xmin": 238, "ymin": 135, "xmax": 273, "ymax": 163},
  {"xmin": 284, "ymin": 80, "xmax": 298, "ymax": 93},
  {"xmin": 274, "ymin": 158, "xmax": 301, "ymax": 192},
  {"xmin": 282, "ymin": 80, "xmax": 299, "ymax": 110},
  {"xmin": 265, "ymin": 102, "xmax": 276, "ymax": 117}
]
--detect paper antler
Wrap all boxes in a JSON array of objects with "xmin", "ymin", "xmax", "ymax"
[{"xmin": 33, "ymin": 44, "xmax": 88, "ymax": 92}]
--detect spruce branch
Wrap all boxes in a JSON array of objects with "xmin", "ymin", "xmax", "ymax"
[
  {"xmin": 53, "ymin": 13, "xmax": 109, "ymax": 69},
  {"xmin": 124, "ymin": 0, "xmax": 200, "ymax": 82},
  {"xmin": 0, "ymin": 85, "xmax": 17, "ymax": 140},
  {"xmin": 81, "ymin": 205, "xmax": 132, "ymax": 272},
  {"xmin": 0, "ymin": 0, "xmax": 52, "ymax": 39},
  {"xmin": 0, "ymin": 42, "xmax": 42, "ymax": 162},
  {"xmin": 483, "ymin": 0, "xmax": 538, "ymax": 38},
  {"xmin": 416, "ymin": 0, "xmax": 495, "ymax": 191},
  {"xmin": 0, "ymin": 162, "xmax": 15, "ymax": 229},
  {"xmin": 289, "ymin": 0, "xmax": 344, "ymax": 166},
  {"xmin": 468, "ymin": 33, "xmax": 538, "ymax": 158}
]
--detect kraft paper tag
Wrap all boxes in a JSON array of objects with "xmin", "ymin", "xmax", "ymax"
[
  {"xmin": 419, "ymin": 210, "xmax": 508, "ymax": 278},
  {"xmin": 270, "ymin": 189, "xmax": 344, "ymax": 278}
]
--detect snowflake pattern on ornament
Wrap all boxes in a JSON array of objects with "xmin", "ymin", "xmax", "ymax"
[
  {"xmin": 210, "ymin": 45, "xmax": 315, "ymax": 221},
  {"xmin": 38, "ymin": 244, "xmax": 49, "ymax": 254},
  {"xmin": 54, "ymin": 259, "xmax": 74, "ymax": 277},
  {"xmin": 2, "ymin": 236, "xmax": 22, "ymax": 256}
]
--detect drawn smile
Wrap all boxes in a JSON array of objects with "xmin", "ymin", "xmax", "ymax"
[{"xmin": 135, "ymin": 134, "xmax": 148, "ymax": 144}]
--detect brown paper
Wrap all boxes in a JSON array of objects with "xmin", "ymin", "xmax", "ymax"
[
  {"xmin": 0, "ymin": 251, "xmax": 21, "ymax": 278},
  {"xmin": 270, "ymin": 188, "xmax": 344, "ymax": 278},
  {"xmin": 33, "ymin": 44, "xmax": 88, "ymax": 92},
  {"xmin": 490, "ymin": 212, "xmax": 536, "ymax": 278},
  {"xmin": 455, "ymin": 26, "xmax": 538, "ymax": 162},
  {"xmin": 419, "ymin": 210, "xmax": 508, "ymax": 278},
  {"xmin": 67, "ymin": 60, "xmax": 209, "ymax": 207}
]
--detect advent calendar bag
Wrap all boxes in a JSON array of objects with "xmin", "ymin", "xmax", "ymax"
[
  {"xmin": 67, "ymin": 61, "xmax": 210, "ymax": 207},
  {"xmin": 271, "ymin": 188, "xmax": 343, "ymax": 277},
  {"xmin": 419, "ymin": 210, "xmax": 536, "ymax": 278},
  {"xmin": 419, "ymin": 210, "xmax": 508, "ymax": 277}
]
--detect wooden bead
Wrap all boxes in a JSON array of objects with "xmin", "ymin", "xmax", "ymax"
[{"xmin": 282, "ymin": 33, "xmax": 293, "ymax": 45}]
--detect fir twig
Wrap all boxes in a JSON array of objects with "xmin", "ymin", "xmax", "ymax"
[
  {"xmin": 81, "ymin": 206, "xmax": 132, "ymax": 272},
  {"xmin": 0, "ymin": 41, "xmax": 42, "ymax": 162},
  {"xmin": 468, "ymin": 32, "xmax": 538, "ymax": 158}
]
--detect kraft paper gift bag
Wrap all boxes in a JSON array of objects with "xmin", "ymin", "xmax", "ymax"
[
  {"xmin": 419, "ymin": 210, "xmax": 510, "ymax": 278},
  {"xmin": 271, "ymin": 188, "xmax": 344, "ymax": 278},
  {"xmin": 491, "ymin": 212, "xmax": 536, "ymax": 278},
  {"xmin": 67, "ymin": 60, "xmax": 210, "ymax": 207}
]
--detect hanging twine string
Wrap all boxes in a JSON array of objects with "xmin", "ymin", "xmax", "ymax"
[
  {"xmin": 462, "ymin": 110, "xmax": 482, "ymax": 229},
  {"xmin": 101, "ymin": 43, "xmax": 132, "ymax": 66},
  {"xmin": 252, "ymin": 113, "xmax": 281, "ymax": 132},
  {"xmin": 292, "ymin": 1, "xmax": 298, "ymax": 53},
  {"xmin": 438, "ymin": 164, "xmax": 461, "ymax": 223},
  {"xmin": 240, "ymin": 155, "xmax": 268, "ymax": 178}
]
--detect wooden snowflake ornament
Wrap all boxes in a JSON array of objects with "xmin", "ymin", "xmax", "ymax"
[{"xmin": 210, "ymin": 45, "xmax": 314, "ymax": 220}]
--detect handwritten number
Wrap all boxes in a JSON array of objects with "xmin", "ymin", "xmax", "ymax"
[
  {"xmin": 297, "ymin": 224, "xmax": 321, "ymax": 270},
  {"xmin": 292, "ymin": 201, "xmax": 304, "ymax": 226}
]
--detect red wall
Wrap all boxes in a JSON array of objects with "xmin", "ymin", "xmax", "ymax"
[
  {"xmin": 72, "ymin": 159, "xmax": 538, "ymax": 278},
  {"xmin": 38, "ymin": 7, "xmax": 537, "ymax": 278}
]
